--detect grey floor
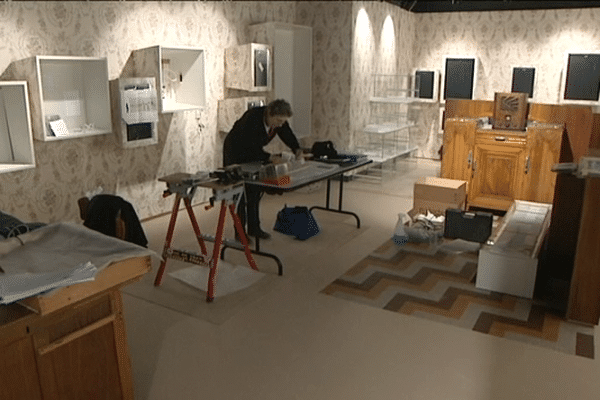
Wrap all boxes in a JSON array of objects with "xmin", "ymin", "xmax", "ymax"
[{"xmin": 122, "ymin": 158, "xmax": 600, "ymax": 400}]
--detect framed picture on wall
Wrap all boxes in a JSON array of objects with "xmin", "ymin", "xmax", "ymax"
[
  {"xmin": 441, "ymin": 56, "xmax": 478, "ymax": 103},
  {"xmin": 559, "ymin": 51, "xmax": 600, "ymax": 105},
  {"xmin": 511, "ymin": 66, "xmax": 536, "ymax": 99},
  {"xmin": 414, "ymin": 69, "xmax": 440, "ymax": 103},
  {"xmin": 253, "ymin": 47, "xmax": 269, "ymax": 88}
]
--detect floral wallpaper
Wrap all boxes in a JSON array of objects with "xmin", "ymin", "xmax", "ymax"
[
  {"xmin": 297, "ymin": 1, "xmax": 353, "ymax": 146},
  {"xmin": 0, "ymin": 1, "xmax": 298, "ymax": 224},
  {"xmin": 413, "ymin": 7, "xmax": 600, "ymax": 158},
  {"xmin": 1, "ymin": 2, "xmax": 599, "ymax": 225}
]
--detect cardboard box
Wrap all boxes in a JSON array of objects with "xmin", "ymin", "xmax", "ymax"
[{"xmin": 412, "ymin": 177, "xmax": 467, "ymax": 216}]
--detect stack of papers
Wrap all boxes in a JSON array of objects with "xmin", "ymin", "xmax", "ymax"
[{"xmin": 0, "ymin": 261, "xmax": 98, "ymax": 305}]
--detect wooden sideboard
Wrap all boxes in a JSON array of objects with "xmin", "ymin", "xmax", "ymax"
[
  {"xmin": 442, "ymin": 118, "xmax": 562, "ymax": 211},
  {"xmin": 0, "ymin": 256, "xmax": 151, "ymax": 400},
  {"xmin": 443, "ymin": 99, "xmax": 600, "ymax": 325}
]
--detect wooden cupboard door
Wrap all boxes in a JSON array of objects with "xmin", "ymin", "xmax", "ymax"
[
  {"xmin": 441, "ymin": 118, "xmax": 476, "ymax": 181},
  {"xmin": 470, "ymin": 142, "xmax": 526, "ymax": 211},
  {"xmin": 0, "ymin": 336, "xmax": 43, "ymax": 400},
  {"xmin": 32, "ymin": 291, "xmax": 133, "ymax": 400},
  {"xmin": 520, "ymin": 126, "xmax": 563, "ymax": 203},
  {"xmin": 36, "ymin": 321, "xmax": 123, "ymax": 400}
]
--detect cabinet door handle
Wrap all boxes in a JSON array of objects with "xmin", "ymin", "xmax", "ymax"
[
  {"xmin": 467, "ymin": 150, "xmax": 473, "ymax": 167},
  {"xmin": 472, "ymin": 160, "xmax": 477, "ymax": 174},
  {"xmin": 495, "ymin": 136, "xmax": 507, "ymax": 141},
  {"xmin": 525, "ymin": 156, "xmax": 530, "ymax": 174}
]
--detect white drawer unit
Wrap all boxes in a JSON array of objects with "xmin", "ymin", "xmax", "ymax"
[{"xmin": 476, "ymin": 200, "xmax": 552, "ymax": 298}]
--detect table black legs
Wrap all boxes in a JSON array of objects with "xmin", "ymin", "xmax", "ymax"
[{"xmin": 309, "ymin": 175, "xmax": 361, "ymax": 228}]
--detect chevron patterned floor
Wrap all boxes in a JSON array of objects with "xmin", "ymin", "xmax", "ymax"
[{"xmin": 322, "ymin": 239, "xmax": 595, "ymax": 359}]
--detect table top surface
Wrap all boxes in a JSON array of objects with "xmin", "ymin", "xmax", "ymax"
[{"xmin": 241, "ymin": 158, "xmax": 372, "ymax": 192}]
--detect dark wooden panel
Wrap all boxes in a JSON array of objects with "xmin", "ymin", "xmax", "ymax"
[
  {"xmin": 528, "ymin": 103, "xmax": 592, "ymax": 163},
  {"xmin": 0, "ymin": 337, "xmax": 43, "ymax": 400},
  {"xmin": 567, "ymin": 177, "xmax": 600, "ymax": 324},
  {"xmin": 445, "ymin": 99, "xmax": 493, "ymax": 119},
  {"xmin": 37, "ymin": 323, "xmax": 123, "ymax": 400}
]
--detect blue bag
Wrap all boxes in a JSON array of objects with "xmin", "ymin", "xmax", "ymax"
[{"xmin": 273, "ymin": 205, "xmax": 320, "ymax": 240}]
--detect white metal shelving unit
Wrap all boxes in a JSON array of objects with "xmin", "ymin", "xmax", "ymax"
[{"xmin": 355, "ymin": 74, "xmax": 420, "ymax": 180}]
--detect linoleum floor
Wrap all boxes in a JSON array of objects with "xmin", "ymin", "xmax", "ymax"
[{"xmin": 123, "ymin": 158, "xmax": 599, "ymax": 400}]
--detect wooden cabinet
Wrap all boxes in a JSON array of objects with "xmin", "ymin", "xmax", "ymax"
[
  {"xmin": 442, "ymin": 118, "xmax": 563, "ymax": 211},
  {"xmin": 0, "ymin": 332, "xmax": 42, "ymax": 399},
  {"xmin": 224, "ymin": 43, "xmax": 272, "ymax": 92},
  {"xmin": 470, "ymin": 131, "xmax": 527, "ymax": 210},
  {"xmin": 441, "ymin": 118, "xmax": 477, "ymax": 182},
  {"xmin": 520, "ymin": 125, "xmax": 563, "ymax": 203},
  {"xmin": 0, "ymin": 256, "xmax": 150, "ymax": 400}
]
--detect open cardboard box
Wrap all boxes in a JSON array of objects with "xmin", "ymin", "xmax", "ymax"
[
  {"xmin": 408, "ymin": 177, "xmax": 467, "ymax": 217},
  {"xmin": 403, "ymin": 177, "xmax": 468, "ymax": 243}
]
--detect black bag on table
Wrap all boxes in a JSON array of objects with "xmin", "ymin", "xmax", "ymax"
[{"xmin": 311, "ymin": 141, "xmax": 338, "ymax": 159}]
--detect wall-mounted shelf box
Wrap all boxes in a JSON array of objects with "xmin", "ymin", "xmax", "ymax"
[
  {"xmin": 110, "ymin": 77, "xmax": 159, "ymax": 148},
  {"xmin": 7, "ymin": 56, "xmax": 112, "ymax": 142},
  {"xmin": 127, "ymin": 46, "xmax": 206, "ymax": 113},
  {"xmin": 217, "ymin": 96, "xmax": 266, "ymax": 133},
  {"xmin": 0, "ymin": 81, "xmax": 35, "ymax": 173},
  {"xmin": 225, "ymin": 43, "xmax": 272, "ymax": 92}
]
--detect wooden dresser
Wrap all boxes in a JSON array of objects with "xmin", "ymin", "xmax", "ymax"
[
  {"xmin": 0, "ymin": 256, "xmax": 151, "ymax": 400},
  {"xmin": 442, "ymin": 118, "xmax": 563, "ymax": 211},
  {"xmin": 442, "ymin": 99, "xmax": 600, "ymax": 325}
]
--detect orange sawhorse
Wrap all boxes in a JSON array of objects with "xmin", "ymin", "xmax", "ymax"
[{"xmin": 153, "ymin": 173, "xmax": 257, "ymax": 302}]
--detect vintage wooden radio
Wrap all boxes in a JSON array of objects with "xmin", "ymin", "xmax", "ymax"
[{"xmin": 492, "ymin": 92, "xmax": 528, "ymax": 131}]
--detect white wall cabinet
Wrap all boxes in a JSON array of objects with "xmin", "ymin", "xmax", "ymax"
[
  {"xmin": 127, "ymin": 46, "xmax": 206, "ymax": 113},
  {"xmin": 224, "ymin": 43, "xmax": 272, "ymax": 93},
  {"xmin": 110, "ymin": 77, "xmax": 159, "ymax": 148},
  {"xmin": 0, "ymin": 81, "xmax": 35, "ymax": 173},
  {"xmin": 7, "ymin": 56, "xmax": 112, "ymax": 141},
  {"xmin": 217, "ymin": 96, "xmax": 266, "ymax": 133},
  {"xmin": 249, "ymin": 22, "xmax": 312, "ymax": 139}
]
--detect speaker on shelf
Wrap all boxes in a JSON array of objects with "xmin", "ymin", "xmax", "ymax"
[{"xmin": 492, "ymin": 92, "xmax": 528, "ymax": 131}]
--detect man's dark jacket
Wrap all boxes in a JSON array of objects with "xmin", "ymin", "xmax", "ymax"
[{"xmin": 223, "ymin": 106, "xmax": 300, "ymax": 166}]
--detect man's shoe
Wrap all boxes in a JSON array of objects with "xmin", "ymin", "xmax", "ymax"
[{"xmin": 248, "ymin": 229, "xmax": 271, "ymax": 240}]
